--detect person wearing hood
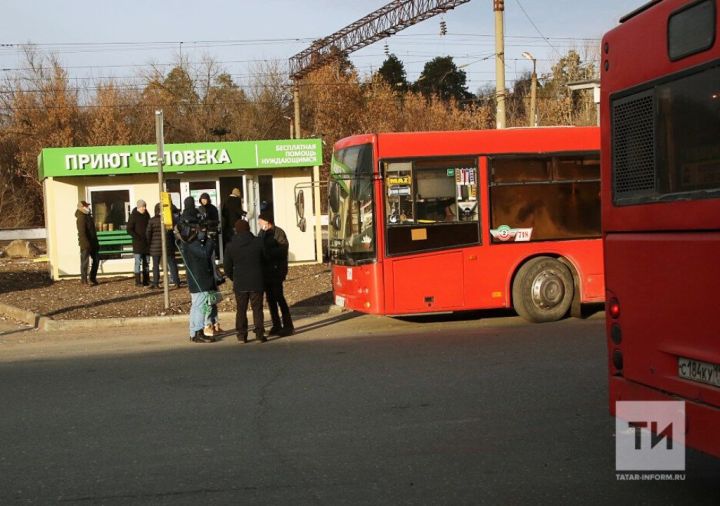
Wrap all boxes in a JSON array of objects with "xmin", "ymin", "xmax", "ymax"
[
  {"xmin": 198, "ymin": 192, "xmax": 219, "ymax": 229},
  {"xmin": 176, "ymin": 223, "xmax": 218, "ymax": 344},
  {"xmin": 126, "ymin": 199, "xmax": 150, "ymax": 286},
  {"xmin": 181, "ymin": 196, "xmax": 201, "ymax": 224},
  {"xmin": 198, "ymin": 192, "xmax": 221, "ymax": 266},
  {"xmin": 224, "ymin": 219, "xmax": 265, "ymax": 343},
  {"xmin": 146, "ymin": 202, "xmax": 181, "ymax": 289},
  {"xmin": 221, "ymin": 188, "xmax": 246, "ymax": 246},
  {"xmin": 75, "ymin": 200, "xmax": 99, "ymax": 286}
]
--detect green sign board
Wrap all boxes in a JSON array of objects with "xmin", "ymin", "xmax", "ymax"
[{"xmin": 38, "ymin": 138, "xmax": 323, "ymax": 178}]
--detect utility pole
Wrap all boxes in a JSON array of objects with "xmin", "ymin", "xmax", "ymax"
[
  {"xmin": 494, "ymin": 0, "xmax": 506, "ymax": 129},
  {"xmin": 155, "ymin": 110, "xmax": 170, "ymax": 310},
  {"xmin": 293, "ymin": 83, "xmax": 301, "ymax": 139},
  {"xmin": 522, "ymin": 51, "xmax": 538, "ymax": 127}
]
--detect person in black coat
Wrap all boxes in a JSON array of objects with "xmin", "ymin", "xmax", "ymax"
[
  {"xmin": 221, "ymin": 188, "xmax": 246, "ymax": 247},
  {"xmin": 126, "ymin": 199, "xmax": 150, "ymax": 286},
  {"xmin": 75, "ymin": 200, "xmax": 99, "ymax": 286},
  {"xmin": 146, "ymin": 203, "xmax": 181, "ymax": 289},
  {"xmin": 198, "ymin": 192, "xmax": 221, "ymax": 261},
  {"xmin": 223, "ymin": 219, "xmax": 265, "ymax": 343},
  {"xmin": 258, "ymin": 213, "xmax": 293, "ymax": 336}
]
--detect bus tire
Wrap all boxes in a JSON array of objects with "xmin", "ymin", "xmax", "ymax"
[{"xmin": 512, "ymin": 257, "xmax": 574, "ymax": 323}]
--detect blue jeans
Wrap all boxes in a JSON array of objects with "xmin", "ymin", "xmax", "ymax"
[
  {"xmin": 134, "ymin": 253, "xmax": 149, "ymax": 274},
  {"xmin": 151, "ymin": 255, "xmax": 180, "ymax": 285},
  {"xmin": 189, "ymin": 292, "xmax": 219, "ymax": 337}
]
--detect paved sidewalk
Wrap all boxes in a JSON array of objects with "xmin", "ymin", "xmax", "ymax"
[{"xmin": 0, "ymin": 296, "xmax": 340, "ymax": 332}]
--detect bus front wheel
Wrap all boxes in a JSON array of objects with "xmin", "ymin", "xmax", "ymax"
[{"xmin": 512, "ymin": 257, "xmax": 574, "ymax": 323}]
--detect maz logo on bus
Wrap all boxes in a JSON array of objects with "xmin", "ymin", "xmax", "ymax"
[{"xmin": 490, "ymin": 225, "xmax": 533, "ymax": 242}]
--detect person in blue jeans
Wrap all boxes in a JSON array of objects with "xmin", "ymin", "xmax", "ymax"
[
  {"xmin": 176, "ymin": 224, "xmax": 218, "ymax": 343},
  {"xmin": 126, "ymin": 199, "xmax": 150, "ymax": 286}
]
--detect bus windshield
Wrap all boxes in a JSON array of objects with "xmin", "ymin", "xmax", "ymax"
[{"xmin": 328, "ymin": 143, "xmax": 375, "ymax": 265}]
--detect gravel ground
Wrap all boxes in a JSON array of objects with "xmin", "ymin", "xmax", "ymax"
[{"xmin": 0, "ymin": 257, "xmax": 333, "ymax": 320}]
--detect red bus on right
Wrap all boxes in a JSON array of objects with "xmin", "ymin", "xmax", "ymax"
[{"xmin": 602, "ymin": 0, "xmax": 720, "ymax": 458}]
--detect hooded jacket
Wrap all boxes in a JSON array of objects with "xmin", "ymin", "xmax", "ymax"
[
  {"xmin": 181, "ymin": 196, "xmax": 201, "ymax": 224},
  {"xmin": 76, "ymin": 208, "xmax": 99, "ymax": 252},
  {"xmin": 179, "ymin": 238, "xmax": 217, "ymax": 294},
  {"xmin": 126, "ymin": 207, "xmax": 150, "ymax": 254},
  {"xmin": 224, "ymin": 231, "xmax": 265, "ymax": 293},
  {"xmin": 198, "ymin": 192, "xmax": 219, "ymax": 229}
]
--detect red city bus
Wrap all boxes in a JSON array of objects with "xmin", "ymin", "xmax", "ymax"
[
  {"xmin": 602, "ymin": 0, "xmax": 720, "ymax": 457},
  {"xmin": 328, "ymin": 127, "xmax": 604, "ymax": 323}
]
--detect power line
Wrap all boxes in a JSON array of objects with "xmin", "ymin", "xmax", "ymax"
[{"xmin": 513, "ymin": 0, "xmax": 562, "ymax": 59}]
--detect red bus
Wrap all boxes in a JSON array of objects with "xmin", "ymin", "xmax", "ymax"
[
  {"xmin": 602, "ymin": 0, "xmax": 720, "ymax": 457},
  {"xmin": 328, "ymin": 127, "xmax": 604, "ymax": 322}
]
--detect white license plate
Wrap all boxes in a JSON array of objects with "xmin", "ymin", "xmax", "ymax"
[
  {"xmin": 678, "ymin": 357, "xmax": 720, "ymax": 388},
  {"xmin": 335, "ymin": 295, "xmax": 346, "ymax": 307}
]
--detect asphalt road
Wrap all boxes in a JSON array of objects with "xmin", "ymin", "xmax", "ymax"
[{"xmin": 0, "ymin": 311, "xmax": 718, "ymax": 505}]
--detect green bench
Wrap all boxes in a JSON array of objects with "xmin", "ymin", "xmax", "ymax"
[{"xmin": 97, "ymin": 230, "xmax": 133, "ymax": 256}]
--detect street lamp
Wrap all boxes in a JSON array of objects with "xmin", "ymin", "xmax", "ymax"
[{"xmin": 522, "ymin": 51, "xmax": 538, "ymax": 127}]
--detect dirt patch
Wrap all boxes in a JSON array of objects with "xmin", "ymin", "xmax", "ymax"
[{"xmin": 0, "ymin": 258, "xmax": 333, "ymax": 320}]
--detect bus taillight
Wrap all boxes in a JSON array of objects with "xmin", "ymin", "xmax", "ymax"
[{"xmin": 608, "ymin": 297, "xmax": 620, "ymax": 319}]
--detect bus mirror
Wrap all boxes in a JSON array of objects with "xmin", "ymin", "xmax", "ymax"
[
  {"xmin": 329, "ymin": 183, "xmax": 340, "ymax": 213},
  {"xmin": 295, "ymin": 190, "xmax": 305, "ymax": 230},
  {"xmin": 295, "ymin": 189, "xmax": 305, "ymax": 219}
]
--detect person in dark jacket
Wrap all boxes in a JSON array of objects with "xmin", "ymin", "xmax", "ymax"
[
  {"xmin": 177, "ymin": 227, "xmax": 218, "ymax": 343},
  {"xmin": 146, "ymin": 203, "xmax": 181, "ymax": 289},
  {"xmin": 224, "ymin": 219, "xmax": 265, "ymax": 343},
  {"xmin": 198, "ymin": 192, "xmax": 224, "ymax": 280},
  {"xmin": 126, "ymin": 199, "xmax": 150, "ymax": 286},
  {"xmin": 258, "ymin": 213, "xmax": 293, "ymax": 336},
  {"xmin": 75, "ymin": 200, "xmax": 99, "ymax": 286},
  {"xmin": 221, "ymin": 188, "xmax": 246, "ymax": 246},
  {"xmin": 181, "ymin": 195, "xmax": 201, "ymax": 224}
]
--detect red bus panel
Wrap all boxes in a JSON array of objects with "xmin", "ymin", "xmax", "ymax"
[{"xmin": 602, "ymin": 0, "xmax": 720, "ymax": 457}]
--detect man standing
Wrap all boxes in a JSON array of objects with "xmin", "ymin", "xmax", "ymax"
[
  {"xmin": 221, "ymin": 188, "xmax": 246, "ymax": 246},
  {"xmin": 224, "ymin": 220, "xmax": 265, "ymax": 343},
  {"xmin": 75, "ymin": 201, "xmax": 99, "ymax": 286},
  {"xmin": 126, "ymin": 199, "xmax": 150, "ymax": 287},
  {"xmin": 176, "ymin": 226, "xmax": 218, "ymax": 343},
  {"xmin": 146, "ymin": 203, "xmax": 181, "ymax": 289},
  {"xmin": 258, "ymin": 213, "xmax": 293, "ymax": 337}
]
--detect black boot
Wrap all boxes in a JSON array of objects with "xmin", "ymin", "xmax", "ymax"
[
  {"xmin": 134, "ymin": 273, "xmax": 142, "ymax": 286},
  {"xmin": 237, "ymin": 333, "xmax": 248, "ymax": 343},
  {"xmin": 268, "ymin": 323, "xmax": 282, "ymax": 336},
  {"xmin": 255, "ymin": 331, "xmax": 266, "ymax": 343},
  {"xmin": 142, "ymin": 271, "xmax": 150, "ymax": 286},
  {"xmin": 191, "ymin": 330, "xmax": 212, "ymax": 343},
  {"xmin": 279, "ymin": 316, "xmax": 294, "ymax": 337}
]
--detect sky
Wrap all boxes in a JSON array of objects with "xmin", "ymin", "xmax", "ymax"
[{"xmin": 0, "ymin": 0, "xmax": 643, "ymax": 94}]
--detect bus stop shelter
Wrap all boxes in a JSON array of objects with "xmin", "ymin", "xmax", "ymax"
[{"xmin": 38, "ymin": 138, "xmax": 323, "ymax": 280}]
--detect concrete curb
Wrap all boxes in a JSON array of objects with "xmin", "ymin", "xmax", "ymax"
[
  {"xmin": 37, "ymin": 305, "xmax": 344, "ymax": 332},
  {"xmin": 0, "ymin": 301, "xmax": 41, "ymax": 327}
]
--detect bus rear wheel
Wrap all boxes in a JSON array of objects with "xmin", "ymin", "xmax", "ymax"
[{"xmin": 512, "ymin": 257, "xmax": 574, "ymax": 323}]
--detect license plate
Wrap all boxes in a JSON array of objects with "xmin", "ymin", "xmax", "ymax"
[
  {"xmin": 335, "ymin": 295, "xmax": 346, "ymax": 307},
  {"xmin": 678, "ymin": 357, "xmax": 720, "ymax": 388}
]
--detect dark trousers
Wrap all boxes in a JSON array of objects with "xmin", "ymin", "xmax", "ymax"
[
  {"xmin": 266, "ymin": 279, "xmax": 292, "ymax": 328},
  {"xmin": 80, "ymin": 249, "xmax": 99, "ymax": 282},
  {"xmin": 151, "ymin": 255, "xmax": 180, "ymax": 286},
  {"xmin": 235, "ymin": 291, "xmax": 264, "ymax": 337}
]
